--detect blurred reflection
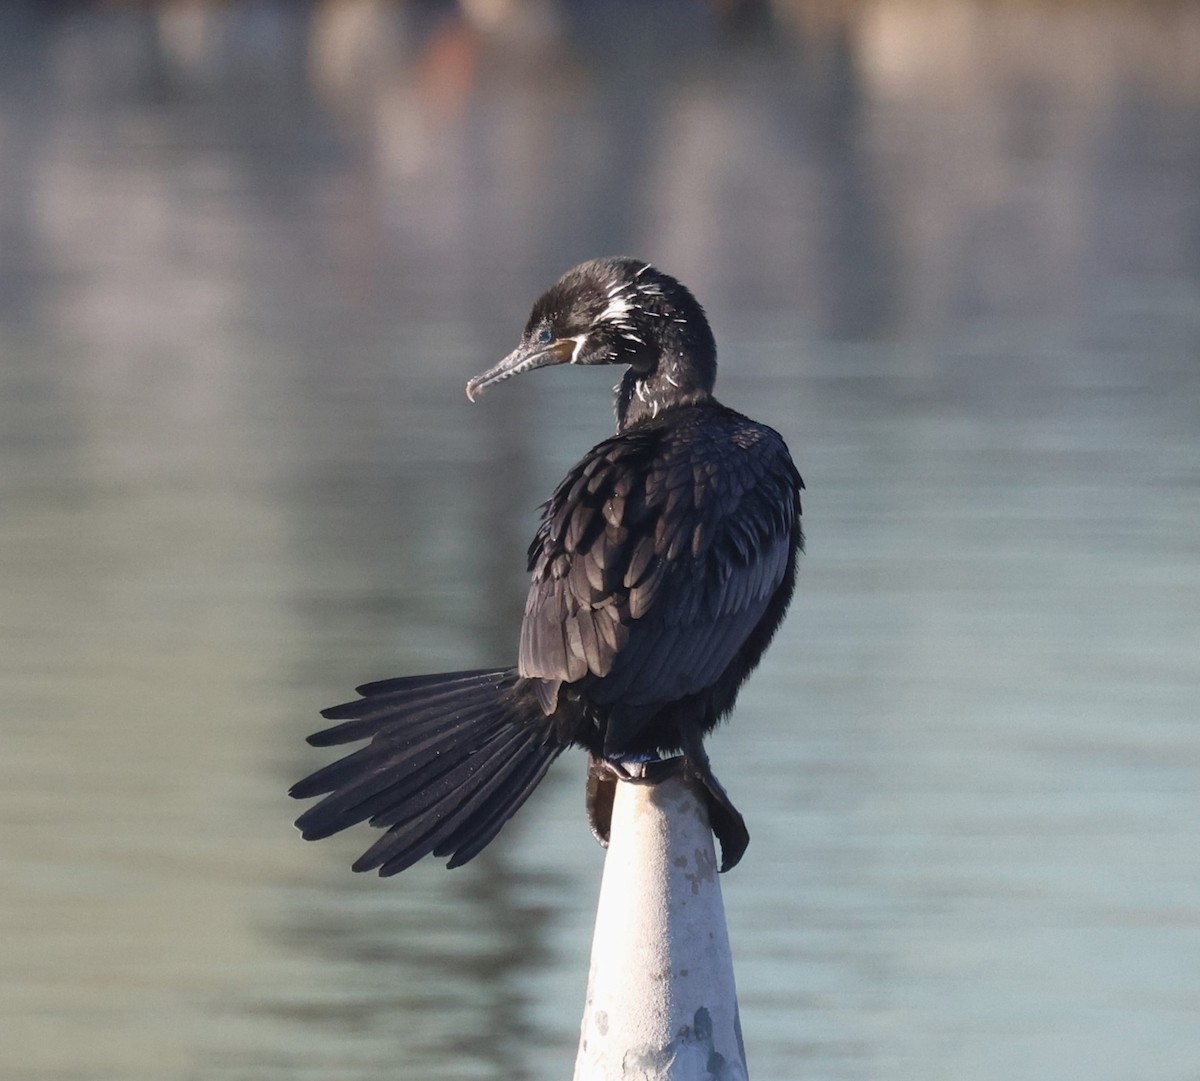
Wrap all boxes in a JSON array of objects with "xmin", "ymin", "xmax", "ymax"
[{"xmin": 1, "ymin": 3, "xmax": 1198, "ymax": 1081}]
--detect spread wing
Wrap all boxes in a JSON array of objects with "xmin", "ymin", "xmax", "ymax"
[{"xmin": 518, "ymin": 416, "xmax": 802, "ymax": 724}]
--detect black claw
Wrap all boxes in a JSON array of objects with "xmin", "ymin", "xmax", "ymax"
[
  {"xmin": 685, "ymin": 762, "xmax": 749, "ymax": 872},
  {"xmin": 587, "ymin": 751, "xmax": 748, "ymax": 871},
  {"xmin": 703, "ymin": 787, "xmax": 750, "ymax": 872},
  {"xmin": 678, "ymin": 734, "xmax": 750, "ymax": 872},
  {"xmin": 585, "ymin": 755, "xmax": 617, "ymax": 846}
]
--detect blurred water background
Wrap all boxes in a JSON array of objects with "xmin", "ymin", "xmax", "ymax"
[{"xmin": 2, "ymin": 1, "xmax": 1198, "ymax": 1079}]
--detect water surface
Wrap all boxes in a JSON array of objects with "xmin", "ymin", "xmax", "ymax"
[{"xmin": 2, "ymin": 3, "xmax": 1198, "ymax": 1080}]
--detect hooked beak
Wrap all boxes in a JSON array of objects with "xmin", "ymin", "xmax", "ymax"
[{"xmin": 466, "ymin": 338, "xmax": 575, "ymax": 402}]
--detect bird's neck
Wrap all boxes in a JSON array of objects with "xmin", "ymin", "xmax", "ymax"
[{"xmin": 616, "ymin": 356, "xmax": 713, "ymax": 431}]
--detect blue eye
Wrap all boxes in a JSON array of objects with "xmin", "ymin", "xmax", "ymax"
[{"xmin": 536, "ymin": 325, "xmax": 554, "ymax": 345}]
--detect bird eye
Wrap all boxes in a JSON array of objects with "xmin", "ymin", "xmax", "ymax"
[{"xmin": 536, "ymin": 325, "xmax": 554, "ymax": 345}]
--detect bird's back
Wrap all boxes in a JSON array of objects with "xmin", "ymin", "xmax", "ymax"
[{"xmin": 519, "ymin": 401, "xmax": 804, "ymax": 757}]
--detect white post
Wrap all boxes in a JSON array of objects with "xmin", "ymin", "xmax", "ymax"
[{"xmin": 573, "ymin": 769, "xmax": 748, "ymax": 1081}]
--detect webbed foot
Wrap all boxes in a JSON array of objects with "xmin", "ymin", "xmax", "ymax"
[
  {"xmin": 681, "ymin": 754, "xmax": 749, "ymax": 872},
  {"xmin": 585, "ymin": 751, "xmax": 748, "ymax": 872},
  {"xmin": 585, "ymin": 754, "xmax": 684, "ymax": 846}
]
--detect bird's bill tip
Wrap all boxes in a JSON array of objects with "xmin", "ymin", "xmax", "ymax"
[{"xmin": 466, "ymin": 339, "xmax": 574, "ymax": 402}]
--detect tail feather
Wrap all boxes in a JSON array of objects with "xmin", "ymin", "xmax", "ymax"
[
  {"xmin": 291, "ymin": 667, "xmax": 563, "ymax": 872},
  {"xmin": 365, "ymin": 722, "xmax": 530, "ymax": 831},
  {"xmin": 291, "ymin": 700, "xmax": 500, "ymax": 805},
  {"xmin": 352, "ymin": 667, "xmax": 508, "ymax": 701},
  {"xmin": 355, "ymin": 724, "xmax": 545, "ymax": 876},
  {"xmin": 441, "ymin": 746, "xmax": 558, "ymax": 869},
  {"xmin": 311, "ymin": 669, "xmax": 513, "ymax": 744}
]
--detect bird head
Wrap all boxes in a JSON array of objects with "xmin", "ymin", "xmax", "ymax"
[{"xmin": 466, "ymin": 258, "xmax": 717, "ymax": 412}]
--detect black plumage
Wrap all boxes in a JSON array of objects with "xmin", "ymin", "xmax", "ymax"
[{"xmin": 292, "ymin": 258, "xmax": 804, "ymax": 873}]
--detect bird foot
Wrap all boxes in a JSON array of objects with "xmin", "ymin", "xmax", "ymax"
[
  {"xmin": 585, "ymin": 753, "xmax": 748, "ymax": 872},
  {"xmin": 681, "ymin": 755, "xmax": 749, "ymax": 873},
  {"xmin": 587, "ymin": 755, "xmax": 678, "ymax": 847},
  {"xmin": 585, "ymin": 757, "xmax": 617, "ymax": 848}
]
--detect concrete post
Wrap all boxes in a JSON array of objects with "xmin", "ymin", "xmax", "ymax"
[{"xmin": 573, "ymin": 768, "xmax": 748, "ymax": 1081}]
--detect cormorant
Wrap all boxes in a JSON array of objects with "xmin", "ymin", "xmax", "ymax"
[{"xmin": 291, "ymin": 258, "xmax": 804, "ymax": 873}]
